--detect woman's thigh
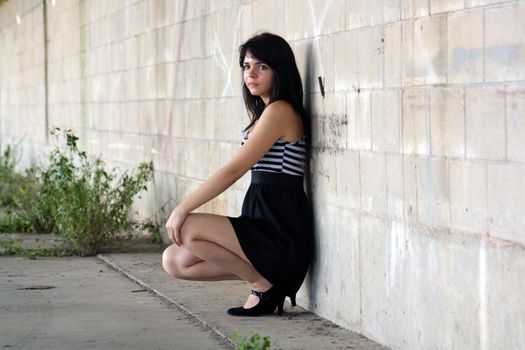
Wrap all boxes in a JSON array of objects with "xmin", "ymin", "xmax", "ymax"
[{"xmin": 180, "ymin": 213, "xmax": 250, "ymax": 264}]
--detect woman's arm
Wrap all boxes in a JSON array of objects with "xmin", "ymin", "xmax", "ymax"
[{"xmin": 166, "ymin": 101, "xmax": 296, "ymax": 244}]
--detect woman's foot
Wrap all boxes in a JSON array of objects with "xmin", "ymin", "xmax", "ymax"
[
  {"xmin": 227, "ymin": 286, "xmax": 286, "ymax": 316},
  {"xmin": 243, "ymin": 280, "xmax": 273, "ymax": 308}
]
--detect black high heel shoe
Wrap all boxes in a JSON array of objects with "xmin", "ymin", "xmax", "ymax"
[
  {"xmin": 227, "ymin": 287, "xmax": 286, "ymax": 316},
  {"xmin": 289, "ymin": 293, "xmax": 297, "ymax": 307}
]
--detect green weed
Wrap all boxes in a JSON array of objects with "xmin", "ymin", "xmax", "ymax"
[
  {"xmin": 0, "ymin": 128, "xmax": 156, "ymax": 256},
  {"xmin": 232, "ymin": 332, "xmax": 281, "ymax": 350}
]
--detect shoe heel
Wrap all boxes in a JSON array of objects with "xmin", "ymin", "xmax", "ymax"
[
  {"xmin": 290, "ymin": 294, "xmax": 297, "ymax": 307},
  {"xmin": 277, "ymin": 295, "xmax": 285, "ymax": 316}
]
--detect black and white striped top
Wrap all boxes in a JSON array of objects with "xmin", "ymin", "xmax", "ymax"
[{"xmin": 242, "ymin": 132, "xmax": 307, "ymax": 176}]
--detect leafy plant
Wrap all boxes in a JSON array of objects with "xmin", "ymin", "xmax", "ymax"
[
  {"xmin": 232, "ymin": 332, "xmax": 281, "ymax": 350},
  {"xmin": 0, "ymin": 145, "xmax": 41, "ymax": 233},
  {"xmin": 0, "ymin": 129, "xmax": 157, "ymax": 256},
  {"xmin": 35, "ymin": 128, "xmax": 154, "ymax": 255}
]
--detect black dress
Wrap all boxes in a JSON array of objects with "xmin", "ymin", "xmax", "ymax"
[{"xmin": 227, "ymin": 136, "xmax": 313, "ymax": 299}]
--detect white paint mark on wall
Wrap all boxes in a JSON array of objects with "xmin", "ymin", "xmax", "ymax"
[
  {"xmin": 211, "ymin": 9, "xmax": 243, "ymax": 97},
  {"xmin": 305, "ymin": 0, "xmax": 333, "ymax": 78}
]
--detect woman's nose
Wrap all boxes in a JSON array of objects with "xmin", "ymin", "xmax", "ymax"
[{"xmin": 245, "ymin": 67, "xmax": 257, "ymax": 77}]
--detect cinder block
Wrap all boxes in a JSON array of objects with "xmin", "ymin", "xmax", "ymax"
[
  {"xmin": 465, "ymin": 0, "xmax": 513, "ymax": 8},
  {"xmin": 430, "ymin": 87, "xmax": 465, "ymax": 158},
  {"xmin": 315, "ymin": 93, "xmax": 347, "ymax": 150},
  {"xmin": 507, "ymin": 85, "xmax": 525, "ymax": 163},
  {"xmin": 402, "ymin": 87, "xmax": 430, "ymax": 155},
  {"xmin": 239, "ymin": 2, "xmax": 254, "ymax": 44},
  {"xmin": 308, "ymin": 204, "xmax": 340, "ymax": 313},
  {"xmin": 136, "ymin": 33, "xmax": 147, "ymax": 68},
  {"xmin": 285, "ymin": 0, "xmax": 303, "ymax": 40},
  {"xmin": 359, "ymin": 26, "xmax": 384, "ymax": 89},
  {"xmin": 402, "ymin": 19, "xmax": 415, "ymax": 86},
  {"xmin": 359, "ymin": 215, "xmax": 389, "ymax": 340},
  {"xmin": 333, "ymin": 207, "xmax": 361, "ymax": 330},
  {"xmin": 413, "ymin": 15, "xmax": 446, "ymax": 85},
  {"xmin": 385, "ymin": 155, "xmax": 418, "ymax": 221},
  {"xmin": 211, "ymin": 97, "xmax": 240, "ymax": 142},
  {"xmin": 485, "ymin": 242, "xmax": 525, "ymax": 349},
  {"xmin": 252, "ymin": 0, "xmax": 286, "ymax": 38},
  {"xmin": 465, "ymin": 86, "xmax": 505, "ymax": 160},
  {"xmin": 401, "ymin": 0, "xmax": 429, "ymax": 19},
  {"xmin": 216, "ymin": 6, "xmax": 241, "ymax": 55},
  {"xmin": 360, "ymin": 152, "xmax": 387, "ymax": 215},
  {"xmin": 347, "ymin": 91, "xmax": 372, "ymax": 150},
  {"xmin": 371, "ymin": 90, "xmax": 401, "ymax": 153},
  {"xmin": 384, "ymin": 0, "xmax": 402, "ymax": 24},
  {"xmin": 449, "ymin": 160, "xmax": 488, "ymax": 234},
  {"xmin": 334, "ymin": 26, "xmax": 383, "ymax": 91},
  {"xmin": 144, "ymin": 30, "xmax": 156, "ymax": 65},
  {"xmin": 485, "ymin": 3, "xmax": 525, "ymax": 82},
  {"xmin": 310, "ymin": 93, "xmax": 324, "ymax": 148},
  {"xmin": 417, "ymin": 157, "xmax": 451, "ymax": 227},
  {"xmin": 216, "ymin": 53, "xmax": 237, "ymax": 99},
  {"xmin": 334, "ymin": 30, "xmax": 358, "ymax": 91},
  {"xmin": 385, "ymin": 22, "xmax": 402, "ymax": 87},
  {"xmin": 184, "ymin": 99, "xmax": 205, "ymax": 139},
  {"xmin": 346, "ymin": 0, "xmax": 384, "ymax": 30},
  {"xmin": 184, "ymin": 139, "xmax": 210, "ymax": 180},
  {"xmin": 431, "ymin": 0, "xmax": 463, "ymax": 14},
  {"xmin": 309, "ymin": 0, "xmax": 346, "ymax": 36},
  {"xmin": 295, "ymin": 35, "xmax": 334, "ymax": 94},
  {"xmin": 336, "ymin": 149, "xmax": 360, "ymax": 209},
  {"xmin": 310, "ymin": 149, "xmax": 337, "ymax": 205},
  {"xmin": 488, "ymin": 163, "xmax": 525, "ymax": 245},
  {"xmin": 447, "ymin": 9, "xmax": 483, "ymax": 83}
]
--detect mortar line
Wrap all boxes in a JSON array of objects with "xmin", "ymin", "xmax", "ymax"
[{"xmin": 96, "ymin": 254, "xmax": 235, "ymax": 348}]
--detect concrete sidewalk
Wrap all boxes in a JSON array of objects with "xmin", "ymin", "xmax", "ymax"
[
  {"xmin": 0, "ymin": 256, "xmax": 231, "ymax": 349},
  {"xmin": 0, "ymin": 236, "xmax": 388, "ymax": 349},
  {"xmin": 97, "ymin": 252, "xmax": 387, "ymax": 350}
]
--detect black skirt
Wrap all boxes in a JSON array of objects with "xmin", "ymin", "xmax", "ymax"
[{"xmin": 228, "ymin": 171, "xmax": 314, "ymax": 297}]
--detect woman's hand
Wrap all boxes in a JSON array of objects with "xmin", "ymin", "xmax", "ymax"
[{"xmin": 165, "ymin": 206, "xmax": 189, "ymax": 246}]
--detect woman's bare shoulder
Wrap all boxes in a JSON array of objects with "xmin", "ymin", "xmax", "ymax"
[
  {"xmin": 265, "ymin": 100, "xmax": 294, "ymax": 113},
  {"xmin": 262, "ymin": 100, "xmax": 297, "ymax": 123}
]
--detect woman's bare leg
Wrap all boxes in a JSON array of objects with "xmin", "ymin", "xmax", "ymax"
[
  {"xmin": 164, "ymin": 213, "xmax": 272, "ymax": 308},
  {"xmin": 162, "ymin": 244, "xmax": 240, "ymax": 281}
]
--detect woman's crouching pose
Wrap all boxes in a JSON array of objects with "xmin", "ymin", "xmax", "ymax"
[{"xmin": 163, "ymin": 32, "xmax": 313, "ymax": 316}]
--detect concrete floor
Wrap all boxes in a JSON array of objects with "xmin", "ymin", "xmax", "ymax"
[
  {"xmin": 0, "ymin": 257, "xmax": 231, "ymax": 350},
  {"xmin": 0, "ymin": 235, "xmax": 387, "ymax": 349}
]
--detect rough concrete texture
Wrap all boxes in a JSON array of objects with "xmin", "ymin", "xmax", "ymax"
[
  {"xmin": 0, "ymin": 256, "xmax": 231, "ymax": 350},
  {"xmin": 97, "ymin": 252, "xmax": 388, "ymax": 350},
  {"xmin": 1, "ymin": 0, "xmax": 525, "ymax": 349}
]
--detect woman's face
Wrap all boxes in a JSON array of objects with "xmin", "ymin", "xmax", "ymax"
[{"xmin": 242, "ymin": 53, "xmax": 274, "ymax": 104}]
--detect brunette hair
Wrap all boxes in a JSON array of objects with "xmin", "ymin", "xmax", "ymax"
[{"xmin": 239, "ymin": 33, "xmax": 310, "ymax": 139}]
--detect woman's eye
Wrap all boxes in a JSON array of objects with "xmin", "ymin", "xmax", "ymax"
[
  {"xmin": 257, "ymin": 65, "xmax": 267, "ymax": 71},
  {"xmin": 243, "ymin": 65, "xmax": 250, "ymax": 71}
]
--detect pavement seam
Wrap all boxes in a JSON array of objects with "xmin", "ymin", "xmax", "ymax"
[{"xmin": 97, "ymin": 254, "xmax": 235, "ymax": 349}]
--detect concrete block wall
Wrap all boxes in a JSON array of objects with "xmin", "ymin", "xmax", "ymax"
[
  {"xmin": 1, "ymin": 1, "xmax": 524, "ymax": 349},
  {"xmin": 0, "ymin": 0, "xmax": 47, "ymax": 165}
]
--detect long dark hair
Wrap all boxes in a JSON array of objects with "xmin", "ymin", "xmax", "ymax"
[{"xmin": 239, "ymin": 33, "xmax": 310, "ymax": 140}]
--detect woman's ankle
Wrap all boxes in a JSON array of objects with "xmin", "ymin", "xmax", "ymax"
[{"xmin": 250, "ymin": 279, "xmax": 273, "ymax": 292}]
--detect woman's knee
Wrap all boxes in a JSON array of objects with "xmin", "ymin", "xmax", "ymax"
[{"xmin": 162, "ymin": 245, "xmax": 184, "ymax": 278}]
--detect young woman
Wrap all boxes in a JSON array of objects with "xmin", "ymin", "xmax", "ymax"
[{"xmin": 163, "ymin": 32, "xmax": 313, "ymax": 316}]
